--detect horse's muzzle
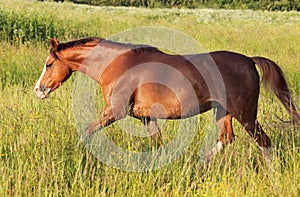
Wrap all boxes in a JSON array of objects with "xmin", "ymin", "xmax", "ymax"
[{"xmin": 34, "ymin": 86, "xmax": 51, "ymax": 99}]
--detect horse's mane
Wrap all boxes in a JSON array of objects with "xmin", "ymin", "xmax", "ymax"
[
  {"xmin": 56, "ymin": 37, "xmax": 104, "ymax": 51},
  {"xmin": 56, "ymin": 37, "xmax": 160, "ymax": 53}
]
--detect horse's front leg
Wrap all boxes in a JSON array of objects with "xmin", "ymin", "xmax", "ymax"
[{"xmin": 81, "ymin": 105, "xmax": 125, "ymax": 142}]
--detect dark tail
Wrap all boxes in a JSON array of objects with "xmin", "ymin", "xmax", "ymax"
[{"xmin": 251, "ymin": 56, "xmax": 300, "ymax": 125}]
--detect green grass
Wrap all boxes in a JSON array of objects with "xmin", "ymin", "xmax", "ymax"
[{"xmin": 1, "ymin": 0, "xmax": 300, "ymax": 196}]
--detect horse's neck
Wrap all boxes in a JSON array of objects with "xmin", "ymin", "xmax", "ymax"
[{"xmin": 76, "ymin": 45, "xmax": 130, "ymax": 83}]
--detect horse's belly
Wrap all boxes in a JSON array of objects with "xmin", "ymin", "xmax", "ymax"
[
  {"xmin": 132, "ymin": 99, "xmax": 212, "ymax": 119},
  {"xmin": 131, "ymin": 81, "xmax": 212, "ymax": 119}
]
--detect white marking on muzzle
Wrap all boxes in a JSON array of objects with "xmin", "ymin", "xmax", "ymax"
[{"xmin": 35, "ymin": 58, "xmax": 51, "ymax": 99}]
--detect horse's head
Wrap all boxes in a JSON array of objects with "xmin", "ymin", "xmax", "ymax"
[{"xmin": 35, "ymin": 39, "xmax": 72, "ymax": 99}]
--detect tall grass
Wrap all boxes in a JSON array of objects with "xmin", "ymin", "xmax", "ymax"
[{"xmin": 0, "ymin": 0, "xmax": 300, "ymax": 196}]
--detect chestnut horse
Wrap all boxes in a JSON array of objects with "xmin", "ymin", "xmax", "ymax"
[{"xmin": 35, "ymin": 37, "xmax": 300, "ymax": 163}]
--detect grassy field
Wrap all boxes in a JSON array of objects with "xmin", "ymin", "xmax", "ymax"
[{"xmin": 1, "ymin": 0, "xmax": 300, "ymax": 196}]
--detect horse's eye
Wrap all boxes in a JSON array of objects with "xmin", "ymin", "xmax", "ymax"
[{"xmin": 46, "ymin": 63, "xmax": 52, "ymax": 68}]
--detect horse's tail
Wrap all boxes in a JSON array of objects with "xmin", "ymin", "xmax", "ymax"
[{"xmin": 251, "ymin": 56, "xmax": 300, "ymax": 125}]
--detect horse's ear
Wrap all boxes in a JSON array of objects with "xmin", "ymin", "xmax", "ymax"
[{"xmin": 50, "ymin": 38, "xmax": 59, "ymax": 51}]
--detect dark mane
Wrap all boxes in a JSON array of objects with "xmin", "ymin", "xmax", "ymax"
[
  {"xmin": 98, "ymin": 38, "xmax": 160, "ymax": 53},
  {"xmin": 55, "ymin": 37, "xmax": 160, "ymax": 53},
  {"xmin": 56, "ymin": 37, "xmax": 104, "ymax": 52}
]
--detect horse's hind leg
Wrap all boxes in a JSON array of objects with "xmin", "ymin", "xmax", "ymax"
[
  {"xmin": 235, "ymin": 105, "xmax": 272, "ymax": 167},
  {"xmin": 242, "ymin": 119, "xmax": 272, "ymax": 167},
  {"xmin": 204, "ymin": 107, "xmax": 234, "ymax": 162},
  {"xmin": 142, "ymin": 117, "xmax": 162, "ymax": 147}
]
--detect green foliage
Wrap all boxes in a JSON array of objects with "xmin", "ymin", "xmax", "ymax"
[
  {"xmin": 1, "ymin": 0, "xmax": 300, "ymax": 196},
  {"xmin": 1, "ymin": 0, "xmax": 300, "ymax": 45},
  {"xmin": 42, "ymin": 0, "xmax": 300, "ymax": 10},
  {"xmin": 0, "ymin": 11, "xmax": 62, "ymax": 44}
]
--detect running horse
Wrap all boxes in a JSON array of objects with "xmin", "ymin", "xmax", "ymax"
[{"xmin": 35, "ymin": 37, "xmax": 300, "ymax": 164}]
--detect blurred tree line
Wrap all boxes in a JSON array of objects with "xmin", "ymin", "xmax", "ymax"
[{"xmin": 39, "ymin": 0, "xmax": 300, "ymax": 11}]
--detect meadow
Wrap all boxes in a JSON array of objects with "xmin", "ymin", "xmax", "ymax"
[{"xmin": 0, "ymin": 0, "xmax": 300, "ymax": 196}]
